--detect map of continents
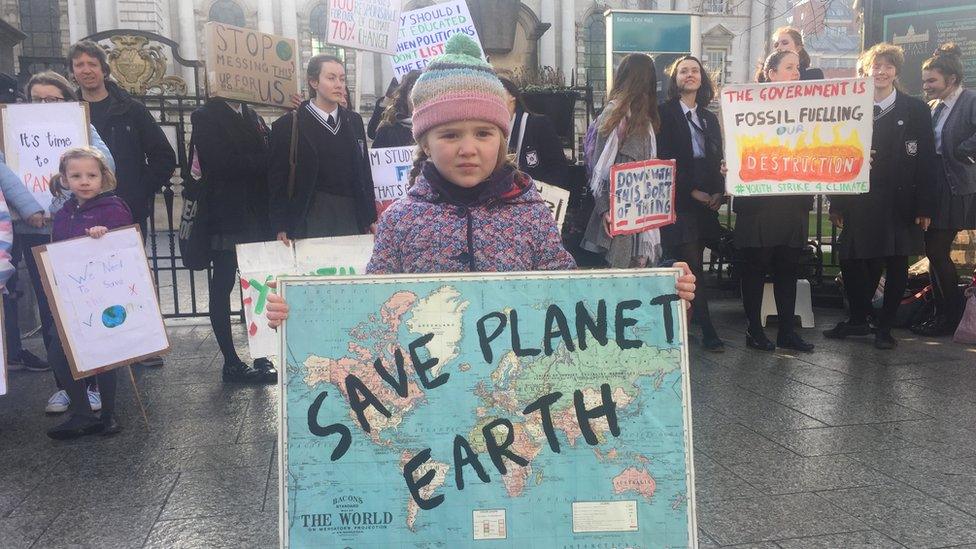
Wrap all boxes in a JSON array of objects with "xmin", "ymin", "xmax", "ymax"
[{"xmin": 281, "ymin": 273, "xmax": 695, "ymax": 548}]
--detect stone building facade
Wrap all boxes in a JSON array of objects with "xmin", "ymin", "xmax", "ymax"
[{"xmin": 4, "ymin": 1, "xmax": 862, "ymax": 102}]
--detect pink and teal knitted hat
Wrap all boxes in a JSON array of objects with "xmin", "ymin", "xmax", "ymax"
[{"xmin": 410, "ymin": 34, "xmax": 511, "ymax": 140}]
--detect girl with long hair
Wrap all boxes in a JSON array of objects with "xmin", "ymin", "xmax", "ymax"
[{"xmin": 581, "ymin": 53, "xmax": 663, "ymax": 268}]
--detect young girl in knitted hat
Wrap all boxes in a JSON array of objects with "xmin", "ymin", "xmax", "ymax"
[{"xmin": 266, "ymin": 35, "xmax": 695, "ymax": 322}]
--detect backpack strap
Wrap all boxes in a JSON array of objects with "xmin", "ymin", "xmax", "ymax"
[{"xmin": 287, "ymin": 109, "xmax": 299, "ymax": 198}]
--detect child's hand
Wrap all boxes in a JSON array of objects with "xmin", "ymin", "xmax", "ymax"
[
  {"xmin": 673, "ymin": 261, "xmax": 696, "ymax": 307},
  {"xmin": 27, "ymin": 212, "xmax": 45, "ymax": 228},
  {"xmin": 86, "ymin": 226, "xmax": 109, "ymax": 239},
  {"xmin": 267, "ymin": 292, "xmax": 290, "ymax": 329}
]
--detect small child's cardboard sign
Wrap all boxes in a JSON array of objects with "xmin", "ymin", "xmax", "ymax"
[
  {"xmin": 34, "ymin": 226, "xmax": 169, "ymax": 379},
  {"xmin": 608, "ymin": 159, "xmax": 676, "ymax": 236}
]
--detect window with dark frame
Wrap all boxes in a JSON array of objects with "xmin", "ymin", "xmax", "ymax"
[{"xmin": 208, "ymin": 0, "xmax": 246, "ymax": 27}]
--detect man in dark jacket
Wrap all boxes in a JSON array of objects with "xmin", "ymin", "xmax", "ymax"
[
  {"xmin": 269, "ymin": 55, "xmax": 376, "ymax": 243},
  {"xmin": 191, "ymin": 98, "xmax": 277, "ymax": 383},
  {"xmin": 68, "ymin": 40, "xmax": 176, "ymax": 234}
]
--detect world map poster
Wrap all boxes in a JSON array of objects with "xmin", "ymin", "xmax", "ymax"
[{"xmin": 278, "ymin": 270, "xmax": 697, "ymax": 548}]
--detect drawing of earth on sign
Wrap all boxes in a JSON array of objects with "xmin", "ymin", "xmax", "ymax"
[{"xmin": 101, "ymin": 305, "xmax": 127, "ymax": 328}]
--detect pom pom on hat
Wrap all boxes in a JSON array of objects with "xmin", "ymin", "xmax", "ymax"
[
  {"xmin": 445, "ymin": 33, "xmax": 483, "ymax": 59},
  {"xmin": 410, "ymin": 35, "xmax": 512, "ymax": 140}
]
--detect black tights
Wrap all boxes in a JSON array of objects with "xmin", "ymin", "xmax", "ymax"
[
  {"xmin": 840, "ymin": 256, "xmax": 908, "ymax": 329},
  {"xmin": 665, "ymin": 240, "xmax": 718, "ymax": 339},
  {"xmin": 48, "ymin": 330, "xmax": 116, "ymax": 417},
  {"xmin": 209, "ymin": 249, "xmax": 241, "ymax": 365},
  {"xmin": 740, "ymin": 246, "xmax": 801, "ymax": 337},
  {"xmin": 925, "ymin": 229, "xmax": 963, "ymax": 319}
]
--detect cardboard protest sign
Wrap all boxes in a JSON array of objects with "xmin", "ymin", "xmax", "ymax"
[
  {"xmin": 204, "ymin": 22, "xmax": 299, "ymax": 108},
  {"xmin": 535, "ymin": 180, "xmax": 570, "ymax": 231},
  {"xmin": 34, "ymin": 226, "xmax": 169, "ymax": 380},
  {"xmin": 608, "ymin": 159, "xmax": 676, "ymax": 236},
  {"xmin": 721, "ymin": 77, "xmax": 874, "ymax": 196},
  {"xmin": 327, "ymin": 0, "xmax": 402, "ymax": 54},
  {"xmin": 236, "ymin": 235, "xmax": 374, "ymax": 359},
  {"xmin": 0, "ymin": 102, "xmax": 90, "ymax": 215},
  {"xmin": 369, "ymin": 146, "xmax": 413, "ymax": 216},
  {"xmin": 278, "ymin": 269, "xmax": 696, "ymax": 548},
  {"xmin": 392, "ymin": 0, "xmax": 484, "ymax": 78}
]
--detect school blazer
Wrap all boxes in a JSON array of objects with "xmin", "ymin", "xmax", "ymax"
[
  {"xmin": 268, "ymin": 102, "xmax": 378, "ymax": 237},
  {"xmin": 657, "ymin": 98, "xmax": 724, "ymax": 213},
  {"xmin": 834, "ymin": 92, "xmax": 936, "ymax": 221},
  {"xmin": 933, "ymin": 88, "xmax": 976, "ymax": 196}
]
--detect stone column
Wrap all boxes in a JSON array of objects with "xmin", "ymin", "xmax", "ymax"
[
  {"xmin": 177, "ymin": 0, "xmax": 199, "ymax": 83},
  {"xmin": 356, "ymin": 50, "xmax": 376, "ymax": 114},
  {"xmin": 67, "ymin": 0, "xmax": 85, "ymax": 43},
  {"xmin": 280, "ymin": 0, "xmax": 299, "ymax": 40},
  {"xmin": 94, "ymin": 0, "xmax": 118, "ymax": 31},
  {"xmin": 748, "ymin": 0, "xmax": 769, "ymax": 80},
  {"xmin": 560, "ymin": 0, "xmax": 575, "ymax": 84},
  {"xmin": 540, "ymin": 0, "xmax": 556, "ymax": 68},
  {"xmin": 258, "ymin": 0, "xmax": 275, "ymax": 34}
]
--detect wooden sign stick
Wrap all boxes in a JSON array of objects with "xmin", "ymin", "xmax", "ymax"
[{"xmin": 126, "ymin": 365, "xmax": 150, "ymax": 431}]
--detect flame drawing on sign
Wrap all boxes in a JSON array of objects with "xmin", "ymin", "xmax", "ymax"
[{"xmin": 737, "ymin": 124, "xmax": 864, "ymax": 183}]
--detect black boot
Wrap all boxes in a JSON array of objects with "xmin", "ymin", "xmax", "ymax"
[
  {"xmin": 99, "ymin": 413, "xmax": 123, "ymax": 436},
  {"xmin": 777, "ymin": 331, "xmax": 815, "ymax": 353},
  {"xmin": 701, "ymin": 326, "xmax": 725, "ymax": 352},
  {"xmin": 222, "ymin": 360, "xmax": 266, "ymax": 383},
  {"xmin": 823, "ymin": 320, "xmax": 871, "ymax": 339},
  {"xmin": 746, "ymin": 327, "xmax": 775, "ymax": 352},
  {"xmin": 47, "ymin": 414, "xmax": 104, "ymax": 440},
  {"xmin": 253, "ymin": 358, "xmax": 278, "ymax": 384},
  {"xmin": 874, "ymin": 328, "xmax": 897, "ymax": 350}
]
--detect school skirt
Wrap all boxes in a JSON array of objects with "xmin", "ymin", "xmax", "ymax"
[{"xmin": 932, "ymin": 160, "xmax": 976, "ymax": 231}]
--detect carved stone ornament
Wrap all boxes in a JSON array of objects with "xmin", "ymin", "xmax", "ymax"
[{"xmin": 105, "ymin": 35, "xmax": 188, "ymax": 95}]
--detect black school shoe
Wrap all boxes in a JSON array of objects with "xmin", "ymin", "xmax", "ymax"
[
  {"xmin": 874, "ymin": 329, "xmax": 897, "ymax": 350},
  {"xmin": 777, "ymin": 331, "xmax": 815, "ymax": 353},
  {"xmin": 99, "ymin": 414, "xmax": 122, "ymax": 436},
  {"xmin": 911, "ymin": 315, "xmax": 957, "ymax": 337},
  {"xmin": 701, "ymin": 334, "xmax": 726, "ymax": 352},
  {"xmin": 222, "ymin": 360, "xmax": 268, "ymax": 383},
  {"xmin": 823, "ymin": 320, "xmax": 872, "ymax": 339},
  {"xmin": 10, "ymin": 350, "xmax": 50, "ymax": 372},
  {"xmin": 47, "ymin": 414, "xmax": 104, "ymax": 440},
  {"xmin": 746, "ymin": 330, "xmax": 776, "ymax": 352},
  {"xmin": 253, "ymin": 358, "xmax": 278, "ymax": 384}
]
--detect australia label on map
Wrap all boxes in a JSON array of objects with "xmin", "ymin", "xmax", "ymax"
[{"xmin": 278, "ymin": 270, "xmax": 697, "ymax": 548}]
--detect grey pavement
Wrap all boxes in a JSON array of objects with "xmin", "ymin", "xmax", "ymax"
[{"xmin": 1, "ymin": 298, "xmax": 975, "ymax": 548}]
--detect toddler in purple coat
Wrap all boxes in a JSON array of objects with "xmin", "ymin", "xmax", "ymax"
[{"xmin": 46, "ymin": 147, "xmax": 133, "ymax": 440}]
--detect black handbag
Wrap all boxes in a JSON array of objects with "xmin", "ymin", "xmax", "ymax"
[{"xmin": 178, "ymin": 141, "xmax": 211, "ymax": 271}]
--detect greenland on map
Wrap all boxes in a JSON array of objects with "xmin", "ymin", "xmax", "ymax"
[{"xmin": 278, "ymin": 269, "xmax": 697, "ymax": 548}]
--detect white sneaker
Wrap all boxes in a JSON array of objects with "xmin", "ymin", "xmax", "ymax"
[
  {"xmin": 45, "ymin": 390, "xmax": 70, "ymax": 414},
  {"xmin": 87, "ymin": 390, "xmax": 102, "ymax": 412}
]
